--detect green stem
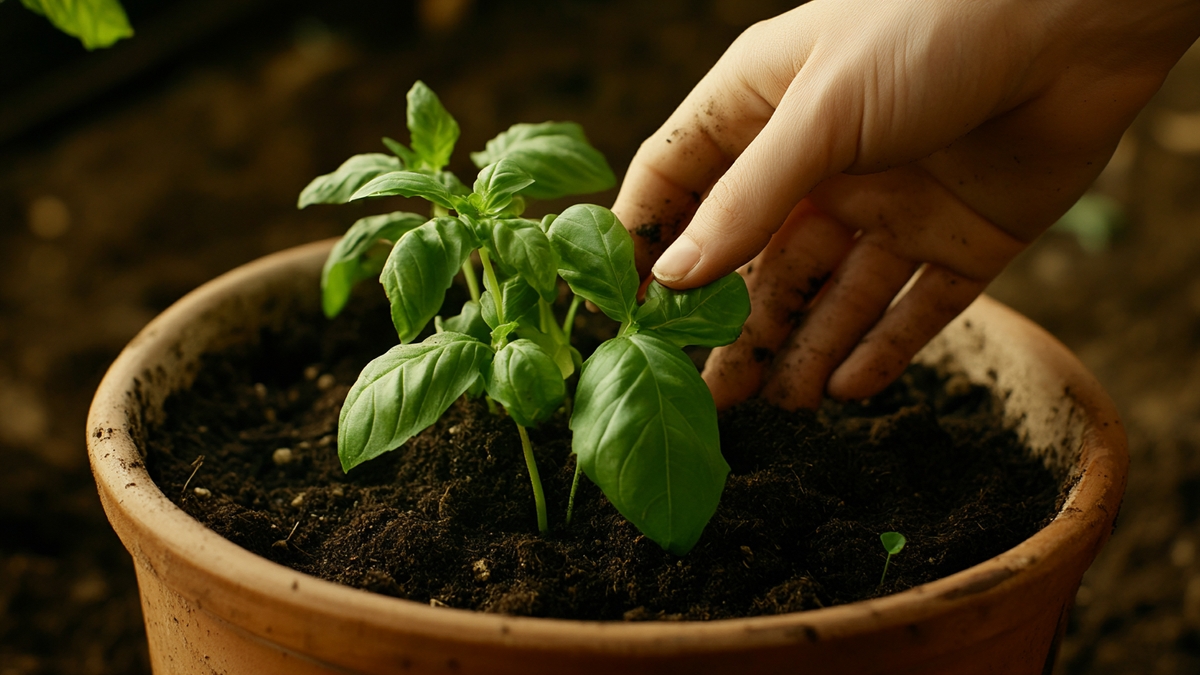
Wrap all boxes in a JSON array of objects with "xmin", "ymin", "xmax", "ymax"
[
  {"xmin": 563, "ymin": 295, "xmax": 582, "ymax": 340},
  {"xmin": 479, "ymin": 248, "xmax": 504, "ymax": 322},
  {"xmin": 880, "ymin": 554, "xmax": 892, "ymax": 587},
  {"xmin": 517, "ymin": 424, "xmax": 549, "ymax": 534},
  {"xmin": 461, "ymin": 259, "xmax": 481, "ymax": 303},
  {"xmin": 566, "ymin": 458, "xmax": 582, "ymax": 526},
  {"xmin": 486, "ymin": 397, "xmax": 499, "ymax": 415}
]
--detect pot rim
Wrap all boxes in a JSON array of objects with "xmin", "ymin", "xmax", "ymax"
[{"xmin": 87, "ymin": 239, "xmax": 1127, "ymax": 657}]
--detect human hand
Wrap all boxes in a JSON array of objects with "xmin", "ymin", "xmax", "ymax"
[{"xmin": 612, "ymin": 0, "xmax": 1200, "ymax": 410}]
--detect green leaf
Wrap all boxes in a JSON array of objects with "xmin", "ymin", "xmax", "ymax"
[
  {"xmin": 380, "ymin": 217, "xmax": 476, "ymax": 343},
  {"xmin": 481, "ymin": 275, "xmax": 539, "ymax": 329},
  {"xmin": 351, "ymin": 170, "xmax": 459, "ymax": 211},
  {"xmin": 634, "ymin": 274, "xmax": 751, "ymax": 348},
  {"xmin": 443, "ymin": 300, "xmax": 491, "ymax": 344},
  {"xmin": 437, "ymin": 171, "xmax": 471, "ymax": 196},
  {"xmin": 486, "ymin": 340, "xmax": 566, "ymax": 427},
  {"xmin": 20, "ymin": 0, "xmax": 132, "ymax": 50},
  {"xmin": 881, "ymin": 532, "xmax": 907, "ymax": 555},
  {"xmin": 514, "ymin": 300, "xmax": 575, "ymax": 378},
  {"xmin": 298, "ymin": 154, "xmax": 402, "ymax": 208},
  {"xmin": 491, "ymin": 219, "xmax": 559, "ymax": 302},
  {"xmin": 407, "ymin": 81, "xmax": 460, "ymax": 171},
  {"xmin": 339, "ymin": 332, "xmax": 492, "ymax": 471},
  {"xmin": 382, "ymin": 137, "xmax": 418, "ymax": 168},
  {"xmin": 321, "ymin": 211, "xmax": 428, "ymax": 318},
  {"xmin": 572, "ymin": 332, "xmax": 730, "ymax": 555},
  {"xmin": 547, "ymin": 204, "xmax": 639, "ymax": 324},
  {"xmin": 472, "ymin": 160, "xmax": 535, "ymax": 216},
  {"xmin": 490, "ymin": 320, "xmax": 520, "ymax": 345},
  {"xmin": 470, "ymin": 122, "xmax": 616, "ymax": 200}
]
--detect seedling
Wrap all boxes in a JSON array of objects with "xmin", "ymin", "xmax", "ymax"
[
  {"xmin": 298, "ymin": 82, "xmax": 751, "ymax": 555},
  {"xmin": 879, "ymin": 531, "xmax": 907, "ymax": 587}
]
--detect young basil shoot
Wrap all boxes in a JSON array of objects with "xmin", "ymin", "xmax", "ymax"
[
  {"xmin": 298, "ymin": 81, "xmax": 751, "ymax": 555},
  {"xmin": 879, "ymin": 531, "xmax": 907, "ymax": 587}
]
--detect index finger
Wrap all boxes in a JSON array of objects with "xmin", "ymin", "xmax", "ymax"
[{"xmin": 611, "ymin": 16, "xmax": 810, "ymax": 279}]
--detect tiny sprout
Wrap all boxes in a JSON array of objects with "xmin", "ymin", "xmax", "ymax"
[{"xmin": 879, "ymin": 531, "xmax": 907, "ymax": 587}]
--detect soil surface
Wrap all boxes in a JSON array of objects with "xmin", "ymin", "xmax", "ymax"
[
  {"xmin": 2, "ymin": 0, "xmax": 1199, "ymax": 672},
  {"xmin": 144, "ymin": 294, "xmax": 1063, "ymax": 620}
]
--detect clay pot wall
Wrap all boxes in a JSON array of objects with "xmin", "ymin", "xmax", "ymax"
[{"xmin": 87, "ymin": 240, "xmax": 1127, "ymax": 674}]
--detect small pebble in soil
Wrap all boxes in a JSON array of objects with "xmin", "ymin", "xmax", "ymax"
[
  {"xmin": 319, "ymin": 435, "xmax": 334, "ymax": 447},
  {"xmin": 316, "ymin": 374, "xmax": 336, "ymax": 391},
  {"xmin": 473, "ymin": 559, "xmax": 491, "ymax": 582},
  {"xmin": 331, "ymin": 485, "xmax": 344, "ymax": 497},
  {"xmin": 449, "ymin": 425, "xmax": 462, "ymax": 435},
  {"xmin": 273, "ymin": 448, "xmax": 294, "ymax": 466},
  {"xmin": 304, "ymin": 365, "xmax": 320, "ymax": 381},
  {"xmin": 192, "ymin": 487, "xmax": 211, "ymax": 498},
  {"xmin": 196, "ymin": 425, "xmax": 207, "ymax": 434},
  {"xmin": 291, "ymin": 493, "xmax": 305, "ymax": 507},
  {"xmin": 264, "ymin": 408, "xmax": 277, "ymax": 423},
  {"xmin": 253, "ymin": 383, "xmax": 268, "ymax": 401}
]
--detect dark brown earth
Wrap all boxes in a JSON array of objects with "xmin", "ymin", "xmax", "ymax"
[
  {"xmin": 143, "ymin": 291, "xmax": 1062, "ymax": 620},
  {"xmin": 2, "ymin": 0, "xmax": 1199, "ymax": 672}
]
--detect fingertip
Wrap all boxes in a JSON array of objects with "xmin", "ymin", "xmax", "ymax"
[
  {"xmin": 651, "ymin": 234, "xmax": 702, "ymax": 286},
  {"xmin": 702, "ymin": 344, "xmax": 768, "ymax": 411},
  {"xmin": 826, "ymin": 351, "xmax": 905, "ymax": 402}
]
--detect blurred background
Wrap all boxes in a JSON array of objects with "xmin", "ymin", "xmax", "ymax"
[{"xmin": 1, "ymin": 0, "xmax": 1198, "ymax": 673}]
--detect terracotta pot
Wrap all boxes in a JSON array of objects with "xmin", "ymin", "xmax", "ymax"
[{"xmin": 87, "ymin": 239, "xmax": 1127, "ymax": 675}]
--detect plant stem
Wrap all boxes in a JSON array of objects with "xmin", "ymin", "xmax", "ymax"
[
  {"xmin": 880, "ymin": 554, "xmax": 892, "ymax": 587},
  {"xmin": 478, "ymin": 248, "xmax": 504, "ymax": 322},
  {"xmin": 517, "ymin": 424, "xmax": 549, "ymax": 534},
  {"xmin": 566, "ymin": 458, "xmax": 582, "ymax": 526},
  {"xmin": 461, "ymin": 259, "xmax": 481, "ymax": 303},
  {"xmin": 486, "ymin": 397, "xmax": 498, "ymax": 415},
  {"xmin": 562, "ymin": 295, "xmax": 582, "ymax": 340}
]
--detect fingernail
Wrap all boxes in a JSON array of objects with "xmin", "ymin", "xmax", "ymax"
[{"xmin": 653, "ymin": 235, "xmax": 701, "ymax": 283}]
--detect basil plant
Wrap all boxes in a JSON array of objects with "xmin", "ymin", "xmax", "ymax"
[{"xmin": 298, "ymin": 81, "xmax": 750, "ymax": 555}]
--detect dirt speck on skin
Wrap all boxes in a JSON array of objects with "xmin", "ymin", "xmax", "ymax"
[
  {"xmin": 634, "ymin": 222, "xmax": 663, "ymax": 244},
  {"xmin": 144, "ymin": 294, "xmax": 1067, "ymax": 621}
]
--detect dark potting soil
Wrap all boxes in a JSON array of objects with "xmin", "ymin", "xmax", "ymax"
[{"xmin": 144, "ymin": 291, "xmax": 1068, "ymax": 621}]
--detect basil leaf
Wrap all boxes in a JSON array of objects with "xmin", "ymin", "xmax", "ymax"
[
  {"xmin": 480, "ymin": 275, "xmax": 539, "ymax": 329},
  {"xmin": 485, "ymin": 340, "xmax": 566, "ymax": 428},
  {"xmin": 492, "ymin": 219, "xmax": 559, "ymax": 302},
  {"xmin": 514, "ymin": 299, "xmax": 575, "ymax": 378},
  {"xmin": 437, "ymin": 171, "xmax": 471, "ymax": 196},
  {"xmin": 443, "ymin": 300, "xmax": 491, "ymax": 344},
  {"xmin": 321, "ymin": 211, "xmax": 428, "ymax": 318},
  {"xmin": 470, "ymin": 122, "xmax": 615, "ymax": 200},
  {"xmin": 572, "ymin": 332, "xmax": 730, "ymax": 555},
  {"xmin": 472, "ymin": 160, "xmax": 535, "ymax": 216},
  {"xmin": 634, "ymin": 273, "xmax": 751, "ymax": 348},
  {"xmin": 547, "ymin": 204, "xmax": 639, "ymax": 324},
  {"xmin": 20, "ymin": 0, "xmax": 132, "ymax": 50},
  {"xmin": 380, "ymin": 217, "xmax": 476, "ymax": 343},
  {"xmin": 381, "ymin": 136, "xmax": 418, "ymax": 168},
  {"xmin": 407, "ymin": 81, "xmax": 460, "ymax": 171},
  {"xmin": 339, "ymin": 332, "xmax": 492, "ymax": 471},
  {"xmin": 350, "ymin": 170, "xmax": 459, "ymax": 211},
  {"xmin": 298, "ymin": 154, "xmax": 402, "ymax": 208},
  {"xmin": 490, "ymin": 320, "xmax": 520, "ymax": 346}
]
